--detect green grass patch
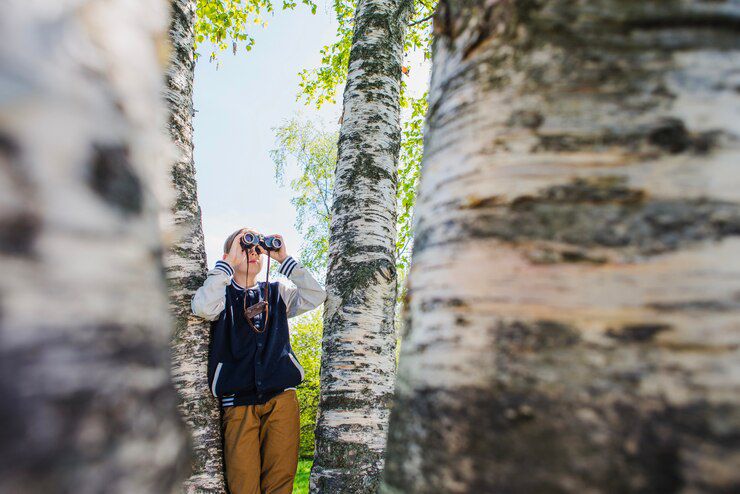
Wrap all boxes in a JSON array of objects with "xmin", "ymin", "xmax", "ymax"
[{"xmin": 293, "ymin": 459, "xmax": 312, "ymax": 494}]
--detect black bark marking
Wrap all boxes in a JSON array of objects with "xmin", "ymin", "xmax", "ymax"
[
  {"xmin": 508, "ymin": 110, "xmax": 544, "ymax": 130},
  {"xmin": 416, "ymin": 177, "xmax": 740, "ymax": 257},
  {"xmin": 493, "ymin": 319, "xmax": 581, "ymax": 352},
  {"xmin": 319, "ymin": 392, "xmax": 395, "ymax": 412},
  {"xmin": 0, "ymin": 132, "xmax": 40, "ymax": 257},
  {"xmin": 607, "ymin": 323, "xmax": 672, "ymax": 342},
  {"xmin": 383, "ymin": 386, "xmax": 714, "ymax": 493},
  {"xmin": 648, "ymin": 118, "xmax": 717, "ymax": 155},
  {"xmin": 0, "ymin": 212, "xmax": 41, "ymax": 257},
  {"xmin": 0, "ymin": 132, "xmax": 20, "ymax": 158},
  {"xmin": 525, "ymin": 246, "xmax": 608, "ymax": 265},
  {"xmin": 0, "ymin": 323, "xmax": 189, "ymax": 492},
  {"xmin": 88, "ymin": 144, "xmax": 143, "ymax": 215},
  {"xmin": 624, "ymin": 14, "xmax": 740, "ymax": 35},
  {"xmin": 648, "ymin": 119, "xmax": 691, "ymax": 153},
  {"xmin": 535, "ymin": 126, "xmax": 720, "ymax": 155},
  {"xmin": 420, "ymin": 297, "xmax": 467, "ymax": 312},
  {"xmin": 521, "ymin": 177, "xmax": 645, "ymax": 205},
  {"xmin": 647, "ymin": 295, "xmax": 740, "ymax": 313},
  {"xmin": 455, "ymin": 315, "xmax": 471, "ymax": 326}
]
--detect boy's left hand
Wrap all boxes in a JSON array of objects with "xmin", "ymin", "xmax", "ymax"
[{"xmin": 267, "ymin": 234, "xmax": 288, "ymax": 263}]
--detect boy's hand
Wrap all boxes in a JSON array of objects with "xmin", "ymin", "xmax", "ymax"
[
  {"xmin": 267, "ymin": 234, "xmax": 288, "ymax": 263},
  {"xmin": 224, "ymin": 229, "xmax": 248, "ymax": 270}
]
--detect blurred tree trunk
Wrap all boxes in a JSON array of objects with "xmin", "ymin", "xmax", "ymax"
[
  {"xmin": 382, "ymin": 0, "xmax": 740, "ymax": 492},
  {"xmin": 164, "ymin": 1, "xmax": 225, "ymax": 492},
  {"xmin": 310, "ymin": 0, "xmax": 413, "ymax": 491},
  {"xmin": 0, "ymin": 1, "xmax": 190, "ymax": 492}
]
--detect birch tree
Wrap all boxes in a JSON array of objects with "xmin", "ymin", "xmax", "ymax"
[
  {"xmin": 310, "ymin": 0, "xmax": 413, "ymax": 491},
  {"xmin": 382, "ymin": 0, "xmax": 740, "ymax": 492},
  {"xmin": 298, "ymin": 0, "xmax": 437, "ymax": 296},
  {"xmin": 165, "ymin": 1, "xmax": 224, "ymax": 492},
  {"xmin": 0, "ymin": 1, "xmax": 190, "ymax": 492}
]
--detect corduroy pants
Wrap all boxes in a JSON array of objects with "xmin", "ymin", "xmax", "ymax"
[{"xmin": 222, "ymin": 389, "xmax": 300, "ymax": 494}]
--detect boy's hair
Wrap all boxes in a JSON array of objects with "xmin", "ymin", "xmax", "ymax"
[{"xmin": 223, "ymin": 227, "xmax": 257, "ymax": 254}]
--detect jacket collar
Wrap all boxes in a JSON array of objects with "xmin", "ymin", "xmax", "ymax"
[{"xmin": 231, "ymin": 279, "xmax": 260, "ymax": 291}]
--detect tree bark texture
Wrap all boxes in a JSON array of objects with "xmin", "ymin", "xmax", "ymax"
[
  {"xmin": 382, "ymin": 0, "xmax": 740, "ymax": 492},
  {"xmin": 0, "ymin": 1, "xmax": 190, "ymax": 492},
  {"xmin": 164, "ymin": 1, "xmax": 225, "ymax": 492},
  {"xmin": 310, "ymin": 0, "xmax": 413, "ymax": 491}
]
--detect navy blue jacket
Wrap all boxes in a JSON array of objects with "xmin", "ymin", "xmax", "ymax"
[{"xmin": 191, "ymin": 256, "xmax": 327, "ymax": 407}]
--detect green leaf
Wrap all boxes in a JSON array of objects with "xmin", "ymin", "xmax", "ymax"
[{"xmin": 195, "ymin": 0, "xmax": 316, "ymax": 61}]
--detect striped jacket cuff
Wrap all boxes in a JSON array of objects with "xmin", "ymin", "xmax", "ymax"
[
  {"xmin": 278, "ymin": 256, "xmax": 299, "ymax": 278},
  {"xmin": 214, "ymin": 260, "xmax": 234, "ymax": 277}
]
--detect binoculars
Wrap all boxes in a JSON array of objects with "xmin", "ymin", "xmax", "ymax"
[{"xmin": 240, "ymin": 232, "xmax": 282, "ymax": 253}]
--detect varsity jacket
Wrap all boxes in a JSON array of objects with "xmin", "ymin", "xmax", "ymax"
[{"xmin": 191, "ymin": 255, "xmax": 327, "ymax": 407}]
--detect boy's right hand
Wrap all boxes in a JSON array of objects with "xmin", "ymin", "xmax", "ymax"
[{"xmin": 224, "ymin": 230, "xmax": 248, "ymax": 270}]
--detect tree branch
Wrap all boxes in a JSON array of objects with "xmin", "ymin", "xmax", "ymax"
[{"xmin": 409, "ymin": 12, "xmax": 434, "ymax": 26}]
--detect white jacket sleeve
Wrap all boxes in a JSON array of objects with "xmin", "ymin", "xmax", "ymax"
[
  {"xmin": 191, "ymin": 260, "xmax": 233, "ymax": 321},
  {"xmin": 277, "ymin": 255, "xmax": 327, "ymax": 319}
]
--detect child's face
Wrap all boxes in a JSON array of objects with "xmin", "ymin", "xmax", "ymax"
[
  {"xmin": 236, "ymin": 228, "xmax": 263, "ymax": 275},
  {"xmin": 239, "ymin": 245, "xmax": 262, "ymax": 275},
  {"xmin": 221, "ymin": 227, "xmax": 264, "ymax": 275}
]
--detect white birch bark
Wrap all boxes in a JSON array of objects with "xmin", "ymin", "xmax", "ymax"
[
  {"xmin": 164, "ymin": 1, "xmax": 225, "ymax": 492},
  {"xmin": 310, "ymin": 0, "xmax": 413, "ymax": 491},
  {"xmin": 0, "ymin": 1, "xmax": 190, "ymax": 492},
  {"xmin": 382, "ymin": 0, "xmax": 740, "ymax": 492}
]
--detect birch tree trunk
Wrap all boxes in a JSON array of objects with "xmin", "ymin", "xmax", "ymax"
[
  {"xmin": 382, "ymin": 0, "xmax": 740, "ymax": 492},
  {"xmin": 0, "ymin": 1, "xmax": 190, "ymax": 492},
  {"xmin": 164, "ymin": 1, "xmax": 225, "ymax": 492},
  {"xmin": 310, "ymin": 0, "xmax": 413, "ymax": 491}
]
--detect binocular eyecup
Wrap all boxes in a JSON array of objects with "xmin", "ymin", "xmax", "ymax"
[{"xmin": 240, "ymin": 232, "xmax": 282, "ymax": 252}]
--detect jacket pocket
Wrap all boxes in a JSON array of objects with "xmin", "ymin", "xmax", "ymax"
[{"xmin": 288, "ymin": 351, "xmax": 305, "ymax": 381}]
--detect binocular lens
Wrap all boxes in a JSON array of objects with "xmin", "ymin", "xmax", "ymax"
[{"xmin": 240, "ymin": 232, "xmax": 280, "ymax": 253}]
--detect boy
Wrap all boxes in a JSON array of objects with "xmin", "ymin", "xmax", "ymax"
[{"xmin": 191, "ymin": 227, "xmax": 327, "ymax": 494}]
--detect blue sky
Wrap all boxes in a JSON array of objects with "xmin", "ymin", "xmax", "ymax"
[
  {"xmin": 193, "ymin": 3, "xmax": 340, "ymax": 274},
  {"xmin": 193, "ymin": 2, "xmax": 429, "ymax": 278}
]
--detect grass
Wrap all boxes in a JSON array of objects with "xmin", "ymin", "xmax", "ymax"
[{"xmin": 293, "ymin": 459, "xmax": 312, "ymax": 494}]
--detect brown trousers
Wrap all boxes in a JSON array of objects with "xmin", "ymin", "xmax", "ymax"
[{"xmin": 222, "ymin": 389, "xmax": 300, "ymax": 494}]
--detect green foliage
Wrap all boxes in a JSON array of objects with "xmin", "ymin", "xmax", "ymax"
[
  {"xmin": 404, "ymin": 0, "xmax": 436, "ymax": 58},
  {"xmin": 290, "ymin": 310, "xmax": 323, "ymax": 458},
  {"xmin": 396, "ymin": 93, "xmax": 426, "ymax": 281},
  {"xmin": 297, "ymin": 0, "xmax": 437, "ymax": 107},
  {"xmin": 296, "ymin": 0, "xmax": 355, "ymax": 107},
  {"xmin": 270, "ymin": 117, "xmax": 336, "ymax": 275},
  {"xmin": 292, "ymin": 459, "xmax": 312, "ymax": 493},
  {"xmin": 194, "ymin": 0, "xmax": 317, "ymax": 62}
]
